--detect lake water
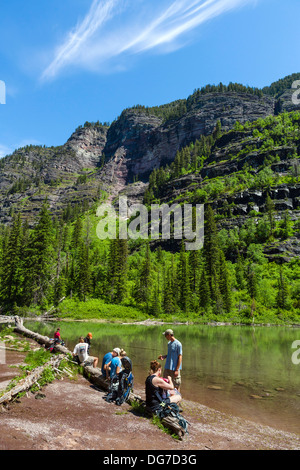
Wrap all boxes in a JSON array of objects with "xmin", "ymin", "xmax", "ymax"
[{"xmin": 25, "ymin": 321, "xmax": 300, "ymax": 434}]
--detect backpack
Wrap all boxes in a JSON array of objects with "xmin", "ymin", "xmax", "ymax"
[
  {"xmin": 103, "ymin": 356, "xmax": 134, "ymax": 405},
  {"xmin": 115, "ymin": 369, "xmax": 134, "ymax": 406},
  {"xmin": 104, "ymin": 374, "xmax": 120, "ymax": 403},
  {"xmin": 155, "ymin": 402, "xmax": 189, "ymax": 434}
]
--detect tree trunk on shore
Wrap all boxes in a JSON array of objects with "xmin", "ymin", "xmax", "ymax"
[
  {"xmin": 0, "ymin": 354, "xmax": 64, "ymax": 405},
  {"xmin": 13, "ymin": 316, "xmax": 70, "ymax": 355}
]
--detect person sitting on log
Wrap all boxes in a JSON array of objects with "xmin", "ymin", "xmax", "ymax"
[
  {"xmin": 102, "ymin": 348, "xmax": 127, "ymax": 380},
  {"xmin": 84, "ymin": 332, "xmax": 93, "ymax": 354},
  {"xmin": 73, "ymin": 336, "xmax": 98, "ymax": 368},
  {"xmin": 108, "ymin": 348, "xmax": 124, "ymax": 380},
  {"xmin": 145, "ymin": 360, "xmax": 182, "ymax": 414},
  {"xmin": 53, "ymin": 328, "xmax": 64, "ymax": 344}
]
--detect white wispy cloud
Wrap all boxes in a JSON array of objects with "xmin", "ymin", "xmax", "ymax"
[{"xmin": 41, "ymin": 0, "xmax": 256, "ymax": 81}]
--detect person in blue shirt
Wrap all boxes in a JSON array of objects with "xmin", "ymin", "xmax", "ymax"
[
  {"xmin": 158, "ymin": 329, "xmax": 182, "ymax": 392},
  {"xmin": 109, "ymin": 349, "xmax": 122, "ymax": 379},
  {"xmin": 101, "ymin": 351, "xmax": 114, "ymax": 378},
  {"xmin": 101, "ymin": 348, "xmax": 123, "ymax": 380}
]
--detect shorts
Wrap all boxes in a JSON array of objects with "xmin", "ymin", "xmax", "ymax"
[
  {"xmin": 83, "ymin": 356, "xmax": 95, "ymax": 366},
  {"xmin": 163, "ymin": 368, "xmax": 181, "ymax": 388}
]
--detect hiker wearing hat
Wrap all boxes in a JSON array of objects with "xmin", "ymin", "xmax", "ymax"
[
  {"xmin": 158, "ymin": 329, "xmax": 182, "ymax": 392},
  {"xmin": 101, "ymin": 348, "xmax": 122, "ymax": 380}
]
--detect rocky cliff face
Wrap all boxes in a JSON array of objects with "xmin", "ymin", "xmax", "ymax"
[
  {"xmin": 0, "ymin": 76, "xmax": 299, "ymax": 225},
  {"xmin": 101, "ymin": 92, "xmax": 275, "ymax": 185}
]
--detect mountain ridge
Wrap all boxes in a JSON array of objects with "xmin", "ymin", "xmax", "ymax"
[{"xmin": 0, "ymin": 73, "xmax": 300, "ymax": 226}]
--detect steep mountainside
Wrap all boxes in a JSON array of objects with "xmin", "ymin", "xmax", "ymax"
[{"xmin": 0, "ymin": 74, "xmax": 300, "ymax": 226}]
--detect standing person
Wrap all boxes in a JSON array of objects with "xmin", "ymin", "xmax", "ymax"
[
  {"xmin": 158, "ymin": 329, "xmax": 182, "ymax": 392},
  {"xmin": 73, "ymin": 336, "xmax": 98, "ymax": 368}
]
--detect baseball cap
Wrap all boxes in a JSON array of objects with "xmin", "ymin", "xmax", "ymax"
[
  {"xmin": 113, "ymin": 348, "xmax": 121, "ymax": 355},
  {"xmin": 163, "ymin": 329, "xmax": 174, "ymax": 336}
]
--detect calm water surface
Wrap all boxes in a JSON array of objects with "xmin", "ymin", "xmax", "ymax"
[{"xmin": 25, "ymin": 321, "xmax": 300, "ymax": 434}]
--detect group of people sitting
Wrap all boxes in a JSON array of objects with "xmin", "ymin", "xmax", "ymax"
[
  {"xmin": 72, "ymin": 334, "xmax": 128, "ymax": 383},
  {"xmin": 69, "ymin": 329, "xmax": 183, "ymax": 415}
]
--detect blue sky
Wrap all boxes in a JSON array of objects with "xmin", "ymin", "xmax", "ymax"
[{"xmin": 0, "ymin": 0, "xmax": 299, "ymax": 158}]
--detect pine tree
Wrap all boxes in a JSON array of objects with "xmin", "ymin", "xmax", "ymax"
[
  {"xmin": 203, "ymin": 205, "xmax": 220, "ymax": 302},
  {"xmin": 71, "ymin": 217, "xmax": 83, "ymax": 252},
  {"xmin": 150, "ymin": 272, "xmax": 162, "ymax": 316},
  {"xmin": 188, "ymin": 250, "xmax": 200, "ymax": 294},
  {"xmin": 235, "ymin": 251, "xmax": 245, "ymax": 288},
  {"xmin": 115, "ymin": 239, "xmax": 128, "ymax": 303},
  {"xmin": 134, "ymin": 242, "xmax": 152, "ymax": 310},
  {"xmin": 76, "ymin": 241, "xmax": 91, "ymax": 302},
  {"xmin": 107, "ymin": 238, "xmax": 128, "ymax": 303},
  {"xmin": 276, "ymin": 268, "xmax": 289, "ymax": 310},
  {"xmin": 23, "ymin": 202, "xmax": 54, "ymax": 305},
  {"xmin": 163, "ymin": 266, "xmax": 176, "ymax": 315},
  {"xmin": 247, "ymin": 263, "xmax": 258, "ymax": 300},
  {"xmin": 219, "ymin": 250, "xmax": 232, "ymax": 313},
  {"xmin": 177, "ymin": 243, "xmax": 190, "ymax": 312},
  {"xmin": 199, "ymin": 265, "xmax": 211, "ymax": 310},
  {"xmin": 0, "ymin": 213, "xmax": 24, "ymax": 306}
]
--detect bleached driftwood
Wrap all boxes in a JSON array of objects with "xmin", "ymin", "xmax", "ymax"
[{"xmin": 0, "ymin": 354, "xmax": 64, "ymax": 405}]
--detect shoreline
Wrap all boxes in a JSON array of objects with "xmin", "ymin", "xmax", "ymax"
[
  {"xmin": 18, "ymin": 316, "xmax": 300, "ymax": 328},
  {"xmin": 0, "ymin": 351, "xmax": 299, "ymax": 450}
]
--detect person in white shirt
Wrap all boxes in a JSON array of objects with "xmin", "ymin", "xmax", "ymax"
[{"xmin": 73, "ymin": 336, "xmax": 98, "ymax": 368}]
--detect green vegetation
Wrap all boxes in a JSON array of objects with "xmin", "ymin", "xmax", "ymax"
[
  {"xmin": 0, "ymin": 108, "xmax": 299, "ymax": 325},
  {"xmin": 262, "ymin": 72, "xmax": 300, "ymax": 98}
]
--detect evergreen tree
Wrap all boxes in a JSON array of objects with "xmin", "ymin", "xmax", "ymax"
[
  {"xmin": 134, "ymin": 242, "xmax": 152, "ymax": 310},
  {"xmin": 177, "ymin": 243, "xmax": 190, "ymax": 312},
  {"xmin": 150, "ymin": 272, "xmax": 162, "ymax": 316},
  {"xmin": 107, "ymin": 238, "xmax": 128, "ymax": 303},
  {"xmin": 115, "ymin": 239, "xmax": 128, "ymax": 303},
  {"xmin": 235, "ymin": 251, "xmax": 245, "ymax": 288},
  {"xmin": 76, "ymin": 241, "xmax": 91, "ymax": 302},
  {"xmin": 247, "ymin": 263, "xmax": 258, "ymax": 300},
  {"xmin": 276, "ymin": 268, "xmax": 289, "ymax": 310},
  {"xmin": 203, "ymin": 205, "xmax": 221, "ymax": 302},
  {"xmin": 219, "ymin": 251, "xmax": 232, "ymax": 313},
  {"xmin": 199, "ymin": 265, "xmax": 211, "ymax": 310},
  {"xmin": 163, "ymin": 266, "xmax": 176, "ymax": 315},
  {"xmin": 0, "ymin": 213, "xmax": 24, "ymax": 306},
  {"xmin": 23, "ymin": 202, "xmax": 54, "ymax": 305}
]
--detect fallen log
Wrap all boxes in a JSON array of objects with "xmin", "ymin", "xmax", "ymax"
[
  {"xmin": 12, "ymin": 316, "xmax": 187, "ymax": 439},
  {"xmin": 0, "ymin": 354, "xmax": 65, "ymax": 405},
  {"xmin": 13, "ymin": 316, "xmax": 70, "ymax": 356}
]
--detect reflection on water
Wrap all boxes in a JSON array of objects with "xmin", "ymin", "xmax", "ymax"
[{"xmin": 26, "ymin": 321, "xmax": 300, "ymax": 434}]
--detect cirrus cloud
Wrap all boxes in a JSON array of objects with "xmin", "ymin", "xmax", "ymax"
[{"xmin": 41, "ymin": 0, "xmax": 257, "ymax": 81}]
